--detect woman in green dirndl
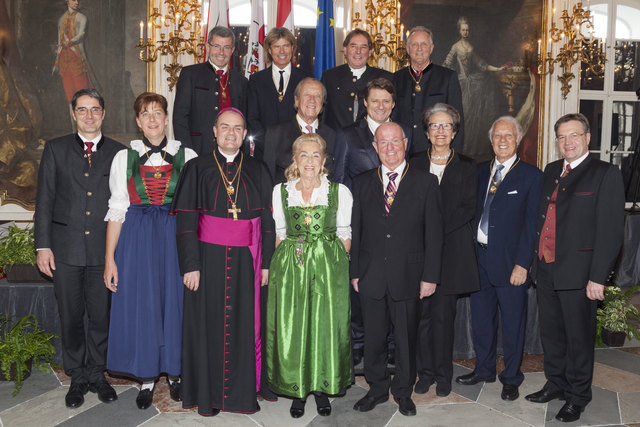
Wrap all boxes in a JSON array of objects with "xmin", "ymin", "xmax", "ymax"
[{"xmin": 266, "ymin": 133, "xmax": 353, "ymax": 418}]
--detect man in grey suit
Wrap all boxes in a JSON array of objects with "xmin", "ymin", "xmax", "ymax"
[{"xmin": 35, "ymin": 88, "xmax": 123, "ymax": 409}]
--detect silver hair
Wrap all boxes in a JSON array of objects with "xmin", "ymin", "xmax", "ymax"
[
  {"xmin": 488, "ymin": 116, "xmax": 523, "ymax": 142},
  {"xmin": 407, "ymin": 26, "xmax": 434, "ymax": 46}
]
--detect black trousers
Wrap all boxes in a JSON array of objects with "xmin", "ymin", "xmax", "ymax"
[
  {"xmin": 417, "ymin": 291, "xmax": 458, "ymax": 389},
  {"xmin": 536, "ymin": 261, "xmax": 597, "ymax": 407},
  {"xmin": 359, "ymin": 292, "xmax": 418, "ymax": 399},
  {"xmin": 52, "ymin": 261, "xmax": 110, "ymax": 383}
]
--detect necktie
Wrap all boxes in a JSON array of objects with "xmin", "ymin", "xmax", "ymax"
[
  {"xmin": 278, "ymin": 70, "xmax": 285, "ymax": 93},
  {"xmin": 561, "ymin": 164, "xmax": 572, "ymax": 178},
  {"xmin": 305, "ymin": 125, "xmax": 313, "ymax": 134},
  {"xmin": 85, "ymin": 141, "xmax": 94, "ymax": 167},
  {"xmin": 384, "ymin": 171, "xmax": 398, "ymax": 215},
  {"xmin": 479, "ymin": 164, "xmax": 505, "ymax": 235}
]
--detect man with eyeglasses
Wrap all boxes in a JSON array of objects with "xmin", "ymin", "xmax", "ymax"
[
  {"xmin": 320, "ymin": 29, "xmax": 392, "ymax": 131},
  {"xmin": 455, "ymin": 116, "xmax": 541, "ymax": 403},
  {"xmin": 174, "ymin": 26, "xmax": 248, "ymax": 155},
  {"xmin": 392, "ymin": 26, "xmax": 464, "ymax": 155},
  {"xmin": 350, "ymin": 122, "xmax": 443, "ymax": 416},
  {"xmin": 35, "ymin": 88, "xmax": 123, "ymax": 409},
  {"xmin": 526, "ymin": 113, "xmax": 624, "ymax": 423}
]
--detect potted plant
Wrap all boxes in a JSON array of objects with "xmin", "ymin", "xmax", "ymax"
[
  {"xmin": 596, "ymin": 285, "xmax": 640, "ymax": 347},
  {"xmin": 0, "ymin": 314, "xmax": 57, "ymax": 396},
  {"xmin": 0, "ymin": 224, "xmax": 48, "ymax": 282}
]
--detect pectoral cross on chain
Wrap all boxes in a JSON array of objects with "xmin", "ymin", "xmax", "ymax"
[{"xmin": 228, "ymin": 203, "xmax": 242, "ymax": 220}]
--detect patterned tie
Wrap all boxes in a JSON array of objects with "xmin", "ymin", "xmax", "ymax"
[
  {"xmin": 85, "ymin": 141, "xmax": 94, "ymax": 167},
  {"xmin": 480, "ymin": 164, "xmax": 505, "ymax": 235},
  {"xmin": 384, "ymin": 171, "xmax": 398, "ymax": 215},
  {"xmin": 561, "ymin": 163, "xmax": 572, "ymax": 178},
  {"xmin": 305, "ymin": 125, "xmax": 313, "ymax": 134}
]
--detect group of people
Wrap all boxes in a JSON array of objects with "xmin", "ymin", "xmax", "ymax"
[{"xmin": 33, "ymin": 23, "xmax": 625, "ymax": 425}]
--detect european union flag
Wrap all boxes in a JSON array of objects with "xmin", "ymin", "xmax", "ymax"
[{"xmin": 314, "ymin": 0, "xmax": 335, "ymax": 79}]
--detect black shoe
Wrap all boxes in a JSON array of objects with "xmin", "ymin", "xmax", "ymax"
[
  {"xmin": 455, "ymin": 372, "xmax": 496, "ymax": 385},
  {"xmin": 353, "ymin": 347, "xmax": 364, "ymax": 366},
  {"xmin": 257, "ymin": 386, "xmax": 278, "ymax": 402},
  {"xmin": 167, "ymin": 378, "xmax": 181, "ymax": 402},
  {"xmin": 65, "ymin": 382, "xmax": 89, "ymax": 408},
  {"xmin": 555, "ymin": 402, "xmax": 584, "ymax": 423},
  {"xmin": 89, "ymin": 378, "xmax": 117, "ymax": 403},
  {"xmin": 314, "ymin": 393, "xmax": 331, "ymax": 416},
  {"xmin": 136, "ymin": 388, "xmax": 154, "ymax": 410},
  {"xmin": 435, "ymin": 383, "xmax": 451, "ymax": 397},
  {"xmin": 501, "ymin": 384, "xmax": 519, "ymax": 401},
  {"xmin": 414, "ymin": 377, "xmax": 434, "ymax": 394},
  {"xmin": 353, "ymin": 393, "xmax": 389, "ymax": 412},
  {"xmin": 525, "ymin": 388, "xmax": 565, "ymax": 403},
  {"xmin": 210, "ymin": 408, "xmax": 221, "ymax": 416},
  {"xmin": 290, "ymin": 398, "xmax": 306, "ymax": 418},
  {"xmin": 394, "ymin": 396, "xmax": 416, "ymax": 416}
]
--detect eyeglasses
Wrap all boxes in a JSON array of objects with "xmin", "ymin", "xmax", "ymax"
[
  {"xmin": 208, "ymin": 43, "xmax": 233, "ymax": 52},
  {"xmin": 556, "ymin": 132, "xmax": 585, "ymax": 143},
  {"xmin": 74, "ymin": 107, "xmax": 103, "ymax": 117},
  {"xmin": 428, "ymin": 123, "xmax": 453, "ymax": 131}
]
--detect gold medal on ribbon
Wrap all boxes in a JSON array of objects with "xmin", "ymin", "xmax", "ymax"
[
  {"xmin": 415, "ymin": 85, "xmax": 421, "ymax": 92},
  {"xmin": 154, "ymin": 171, "xmax": 162, "ymax": 179},
  {"xmin": 489, "ymin": 185, "xmax": 497, "ymax": 194},
  {"xmin": 387, "ymin": 196, "xmax": 395, "ymax": 204},
  {"xmin": 304, "ymin": 213, "xmax": 312, "ymax": 226},
  {"xmin": 226, "ymin": 185, "xmax": 235, "ymax": 196},
  {"xmin": 278, "ymin": 95, "xmax": 283, "ymax": 102}
]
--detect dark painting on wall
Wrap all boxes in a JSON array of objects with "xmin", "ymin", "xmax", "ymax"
[
  {"xmin": 1, "ymin": 0, "xmax": 146, "ymax": 209},
  {"xmin": 402, "ymin": 0, "xmax": 542, "ymax": 165}
]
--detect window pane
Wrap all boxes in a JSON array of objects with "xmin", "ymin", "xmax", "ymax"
[
  {"xmin": 580, "ymin": 3, "xmax": 607, "ymax": 90},
  {"xmin": 579, "ymin": 99, "xmax": 604, "ymax": 151},
  {"xmin": 616, "ymin": 5, "xmax": 640, "ymax": 39},
  {"xmin": 614, "ymin": 40, "xmax": 640, "ymax": 92},
  {"xmin": 611, "ymin": 101, "xmax": 639, "ymax": 201},
  {"xmin": 580, "ymin": 39, "xmax": 605, "ymax": 91}
]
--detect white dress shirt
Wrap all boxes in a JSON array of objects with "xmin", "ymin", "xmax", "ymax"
[{"xmin": 272, "ymin": 63, "xmax": 292, "ymax": 93}]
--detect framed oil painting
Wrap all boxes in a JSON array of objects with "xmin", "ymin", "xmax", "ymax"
[
  {"xmin": 401, "ymin": 0, "xmax": 543, "ymax": 165},
  {"xmin": 1, "ymin": 0, "xmax": 146, "ymax": 210}
]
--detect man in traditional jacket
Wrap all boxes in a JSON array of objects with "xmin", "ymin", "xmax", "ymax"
[
  {"xmin": 173, "ymin": 26, "xmax": 249, "ymax": 155},
  {"xmin": 171, "ymin": 107, "xmax": 275, "ymax": 416}
]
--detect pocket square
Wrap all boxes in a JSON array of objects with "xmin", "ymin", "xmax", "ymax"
[{"xmin": 508, "ymin": 190, "xmax": 518, "ymax": 195}]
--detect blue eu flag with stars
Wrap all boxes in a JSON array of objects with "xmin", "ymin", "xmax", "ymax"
[{"xmin": 314, "ymin": 0, "xmax": 335, "ymax": 79}]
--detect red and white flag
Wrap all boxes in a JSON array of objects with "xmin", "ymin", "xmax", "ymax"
[
  {"xmin": 245, "ymin": 0, "xmax": 265, "ymax": 79},
  {"xmin": 204, "ymin": 0, "xmax": 230, "ymax": 60},
  {"xmin": 276, "ymin": 0, "xmax": 294, "ymax": 32}
]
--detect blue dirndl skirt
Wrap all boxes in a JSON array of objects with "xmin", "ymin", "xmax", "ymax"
[{"xmin": 107, "ymin": 203, "xmax": 183, "ymax": 380}]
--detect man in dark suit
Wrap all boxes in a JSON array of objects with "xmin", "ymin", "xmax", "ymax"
[
  {"xmin": 334, "ymin": 77, "xmax": 412, "ymax": 189},
  {"xmin": 35, "ymin": 89, "xmax": 122, "ymax": 409},
  {"xmin": 173, "ymin": 26, "xmax": 248, "ymax": 155},
  {"xmin": 247, "ymin": 27, "xmax": 312, "ymax": 158},
  {"xmin": 350, "ymin": 122, "xmax": 443, "ymax": 416},
  {"xmin": 455, "ymin": 116, "xmax": 542, "ymax": 402},
  {"xmin": 262, "ymin": 78, "xmax": 335, "ymax": 183},
  {"xmin": 392, "ymin": 26, "xmax": 463, "ymax": 154},
  {"xmin": 321, "ymin": 29, "xmax": 392, "ymax": 131},
  {"xmin": 526, "ymin": 113, "xmax": 625, "ymax": 423}
]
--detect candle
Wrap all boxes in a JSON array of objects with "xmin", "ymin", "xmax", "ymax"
[
  {"xmin": 538, "ymin": 39, "xmax": 541, "ymax": 54},
  {"xmin": 401, "ymin": 24, "xmax": 404, "ymax": 41},
  {"xmin": 139, "ymin": 21, "xmax": 143, "ymax": 39},
  {"xmin": 377, "ymin": 16, "xmax": 381, "ymax": 33},
  {"xmin": 147, "ymin": 21, "xmax": 152, "ymax": 40},
  {"xmin": 552, "ymin": 8, "xmax": 556, "ymax": 25},
  {"xmin": 397, "ymin": 2, "xmax": 401, "ymax": 20},
  {"xmin": 161, "ymin": 16, "xmax": 165, "ymax": 26}
]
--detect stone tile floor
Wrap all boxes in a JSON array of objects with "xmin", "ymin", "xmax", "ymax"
[{"xmin": 2, "ymin": 346, "xmax": 640, "ymax": 427}]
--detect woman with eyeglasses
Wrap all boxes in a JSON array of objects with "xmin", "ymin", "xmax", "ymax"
[
  {"xmin": 103, "ymin": 92, "xmax": 197, "ymax": 409},
  {"xmin": 410, "ymin": 102, "xmax": 480, "ymax": 396}
]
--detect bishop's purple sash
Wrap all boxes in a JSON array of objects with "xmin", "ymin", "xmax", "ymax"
[{"xmin": 197, "ymin": 214, "xmax": 263, "ymax": 392}]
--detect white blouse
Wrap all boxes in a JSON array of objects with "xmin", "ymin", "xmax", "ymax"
[
  {"xmin": 104, "ymin": 139, "xmax": 197, "ymax": 223},
  {"xmin": 272, "ymin": 175, "xmax": 353, "ymax": 241}
]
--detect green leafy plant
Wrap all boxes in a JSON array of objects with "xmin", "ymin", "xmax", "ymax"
[
  {"xmin": 0, "ymin": 225, "xmax": 37, "ymax": 271},
  {"xmin": 0, "ymin": 315, "xmax": 57, "ymax": 396},
  {"xmin": 596, "ymin": 286, "xmax": 640, "ymax": 347}
]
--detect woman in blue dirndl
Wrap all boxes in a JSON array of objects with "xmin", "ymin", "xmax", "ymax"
[{"xmin": 103, "ymin": 92, "xmax": 197, "ymax": 409}]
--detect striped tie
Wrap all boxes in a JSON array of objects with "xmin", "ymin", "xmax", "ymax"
[{"xmin": 384, "ymin": 171, "xmax": 398, "ymax": 215}]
